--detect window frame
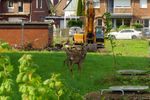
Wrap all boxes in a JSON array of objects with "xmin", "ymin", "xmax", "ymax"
[
  {"xmin": 140, "ymin": 0, "xmax": 147, "ymax": 8},
  {"xmin": 93, "ymin": 0, "xmax": 100, "ymax": 8},
  {"xmin": 143, "ymin": 19, "xmax": 149, "ymax": 27},
  {"xmin": 40, "ymin": 0, "xmax": 43, "ymax": 9},
  {"xmin": 18, "ymin": 1, "xmax": 24, "ymax": 13},
  {"xmin": 114, "ymin": 0, "xmax": 131, "ymax": 8},
  {"xmin": 8, "ymin": 0, "xmax": 14, "ymax": 8},
  {"xmin": 36, "ymin": 0, "xmax": 43, "ymax": 9}
]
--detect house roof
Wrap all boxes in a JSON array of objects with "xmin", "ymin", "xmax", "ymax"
[
  {"xmin": 55, "ymin": 0, "xmax": 68, "ymax": 16},
  {"xmin": 50, "ymin": 0, "xmax": 60, "ymax": 5},
  {"xmin": 64, "ymin": 0, "xmax": 78, "ymax": 11}
]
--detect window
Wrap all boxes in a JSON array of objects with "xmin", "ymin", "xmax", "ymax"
[
  {"xmin": 36, "ymin": 0, "xmax": 42, "ymax": 9},
  {"xmin": 144, "ymin": 19, "xmax": 149, "ymax": 27},
  {"xmin": 8, "ymin": 0, "xmax": 13, "ymax": 7},
  {"xmin": 114, "ymin": 0, "xmax": 131, "ymax": 8},
  {"xmin": 40, "ymin": 0, "xmax": 42, "ymax": 8},
  {"xmin": 121, "ymin": 30, "xmax": 133, "ymax": 33},
  {"xmin": 93, "ymin": 0, "xmax": 100, "ymax": 8},
  {"xmin": 36, "ymin": 0, "xmax": 38, "ymax": 8},
  {"xmin": 140, "ymin": 0, "xmax": 147, "ymax": 8},
  {"xmin": 97, "ymin": 19, "xmax": 102, "ymax": 26},
  {"xmin": 18, "ymin": 1, "xmax": 23, "ymax": 12}
]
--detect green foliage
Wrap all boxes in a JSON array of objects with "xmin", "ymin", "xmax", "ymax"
[
  {"xmin": 43, "ymin": 73, "xmax": 64, "ymax": 100},
  {"xmin": 77, "ymin": 0, "xmax": 84, "ymax": 16},
  {"xmin": 43, "ymin": 73, "xmax": 83, "ymax": 100},
  {"xmin": 132, "ymin": 22, "xmax": 143, "ymax": 29},
  {"xmin": 49, "ymin": 2, "xmax": 56, "ymax": 15},
  {"xmin": 102, "ymin": 12, "xmax": 117, "ymax": 67},
  {"xmin": 0, "ymin": 41, "xmax": 11, "ymax": 51},
  {"xmin": 67, "ymin": 20, "xmax": 83, "ymax": 28},
  {"xmin": 16, "ymin": 54, "xmax": 42, "ymax": 100},
  {"xmin": 118, "ymin": 25, "xmax": 130, "ymax": 30},
  {"xmin": 108, "ymin": 36, "xmax": 117, "ymax": 67},
  {"xmin": 0, "ymin": 55, "xmax": 14, "ymax": 100},
  {"xmin": 102, "ymin": 12, "xmax": 112, "ymax": 36},
  {"xmin": 16, "ymin": 54, "xmax": 82, "ymax": 100}
]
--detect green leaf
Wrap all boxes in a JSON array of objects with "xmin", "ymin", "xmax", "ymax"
[
  {"xmin": 22, "ymin": 74, "xmax": 28, "ymax": 82},
  {"xmin": 6, "ymin": 65, "xmax": 13, "ymax": 73},
  {"xmin": 58, "ymin": 89, "xmax": 63, "ymax": 96},
  {"xmin": 16, "ymin": 73, "xmax": 25, "ymax": 83}
]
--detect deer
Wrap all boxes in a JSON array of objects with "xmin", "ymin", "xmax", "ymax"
[{"xmin": 64, "ymin": 45, "xmax": 87, "ymax": 76}]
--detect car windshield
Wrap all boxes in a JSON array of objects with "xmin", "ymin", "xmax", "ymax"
[
  {"xmin": 120, "ymin": 30, "xmax": 134, "ymax": 33},
  {"xmin": 69, "ymin": 27, "xmax": 82, "ymax": 36},
  {"xmin": 70, "ymin": 27, "xmax": 82, "ymax": 33}
]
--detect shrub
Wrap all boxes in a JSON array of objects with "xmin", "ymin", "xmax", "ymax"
[
  {"xmin": 67, "ymin": 20, "xmax": 83, "ymax": 28},
  {"xmin": 0, "ymin": 55, "xmax": 14, "ymax": 100},
  {"xmin": 119, "ymin": 25, "xmax": 129, "ymax": 30},
  {"xmin": 0, "ymin": 40, "xmax": 11, "ymax": 51},
  {"xmin": 16, "ymin": 54, "xmax": 83, "ymax": 100},
  {"xmin": 16, "ymin": 54, "xmax": 43, "ymax": 100},
  {"xmin": 132, "ymin": 23, "xmax": 143, "ymax": 29}
]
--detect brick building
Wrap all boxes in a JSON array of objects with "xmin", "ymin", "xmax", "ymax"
[
  {"xmin": 0, "ymin": 0, "xmax": 52, "ymax": 49},
  {"xmin": 0, "ymin": 0, "xmax": 50, "ymax": 22},
  {"xmin": 0, "ymin": 0, "xmax": 31, "ymax": 22},
  {"xmin": 31, "ymin": 0, "xmax": 49, "ymax": 21},
  {"xmin": 0, "ymin": 0, "xmax": 149, "ymax": 28},
  {"xmin": 93, "ymin": 0, "xmax": 150, "ymax": 28}
]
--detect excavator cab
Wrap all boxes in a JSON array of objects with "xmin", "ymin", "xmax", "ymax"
[{"xmin": 95, "ymin": 26, "xmax": 104, "ymax": 48}]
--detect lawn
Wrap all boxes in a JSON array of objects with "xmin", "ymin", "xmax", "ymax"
[{"xmin": 2, "ymin": 39, "xmax": 150, "ymax": 99}]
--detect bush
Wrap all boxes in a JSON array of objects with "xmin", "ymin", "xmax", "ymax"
[
  {"xmin": 67, "ymin": 20, "xmax": 83, "ymax": 28},
  {"xmin": 0, "ymin": 41, "xmax": 11, "ymax": 50},
  {"xmin": 132, "ymin": 23, "xmax": 143, "ymax": 29}
]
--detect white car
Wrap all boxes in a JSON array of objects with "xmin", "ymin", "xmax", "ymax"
[{"xmin": 108, "ymin": 29, "xmax": 142, "ymax": 39}]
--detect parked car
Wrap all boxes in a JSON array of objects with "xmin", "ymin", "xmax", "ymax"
[
  {"xmin": 108, "ymin": 29, "xmax": 142, "ymax": 39},
  {"xmin": 69, "ymin": 27, "xmax": 82, "ymax": 36},
  {"xmin": 143, "ymin": 28, "xmax": 150, "ymax": 37}
]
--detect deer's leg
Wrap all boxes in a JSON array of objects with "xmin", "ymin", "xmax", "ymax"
[
  {"xmin": 78, "ymin": 62, "xmax": 82, "ymax": 74},
  {"xmin": 63, "ymin": 58, "xmax": 67, "ymax": 67},
  {"xmin": 69, "ymin": 61, "xmax": 74, "ymax": 76}
]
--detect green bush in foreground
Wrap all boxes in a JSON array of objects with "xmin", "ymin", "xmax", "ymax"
[
  {"xmin": 16, "ymin": 54, "xmax": 82, "ymax": 100},
  {"xmin": 0, "ymin": 55, "xmax": 14, "ymax": 100}
]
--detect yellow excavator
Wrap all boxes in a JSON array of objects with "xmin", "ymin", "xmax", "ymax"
[{"xmin": 73, "ymin": 0, "xmax": 104, "ymax": 50}]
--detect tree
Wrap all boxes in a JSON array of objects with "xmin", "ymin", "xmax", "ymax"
[
  {"xmin": 102, "ymin": 12, "xmax": 117, "ymax": 67},
  {"xmin": 67, "ymin": 20, "xmax": 83, "ymax": 28},
  {"xmin": 48, "ymin": 0, "xmax": 56, "ymax": 15},
  {"xmin": 77, "ymin": 0, "xmax": 84, "ymax": 16}
]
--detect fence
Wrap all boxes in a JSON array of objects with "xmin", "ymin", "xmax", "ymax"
[{"xmin": 53, "ymin": 28, "xmax": 71, "ymax": 44}]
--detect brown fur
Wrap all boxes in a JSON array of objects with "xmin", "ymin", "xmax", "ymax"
[{"xmin": 64, "ymin": 45, "xmax": 87, "ymax": 76}]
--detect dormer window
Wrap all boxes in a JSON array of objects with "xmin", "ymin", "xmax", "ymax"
[
  {"xmin": 36, "ymin": 0, "xmax": 43, "ymax": 9},
  {"xmin": 18, "ymin": 1, "xmax": 23, "ymax": 12},
  {"xmin": 8, "ymin": 0, "xmax": 13, "ymax": 8}
]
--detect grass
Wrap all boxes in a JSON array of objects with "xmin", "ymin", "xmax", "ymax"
[{"xmin": 1, "ymin": 39, "xmax": 150, "ymax": 99}]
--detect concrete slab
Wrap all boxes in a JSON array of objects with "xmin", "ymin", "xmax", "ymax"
[{"xmin": 109, "ymin": 86, "xmax": 149, "ymax": 91}]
